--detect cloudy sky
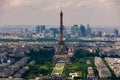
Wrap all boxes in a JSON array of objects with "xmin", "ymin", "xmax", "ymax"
[{"xmin": 0, "ymin": 0, "xmax": 120, "ymax": 26}]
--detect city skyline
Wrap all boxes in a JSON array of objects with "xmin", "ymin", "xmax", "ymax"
[
  {"xmin": 0, "ymin": 0, "xmax": 120, "ymax": 27},
  {"xmin": 0, "ymin": 3, "xmax": 120, "ymax": 79}
]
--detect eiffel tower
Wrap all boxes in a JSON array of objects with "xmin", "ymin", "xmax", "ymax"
[{"xmin": 53, "ymin": 10, "xmax": 70, "ymax": 63}]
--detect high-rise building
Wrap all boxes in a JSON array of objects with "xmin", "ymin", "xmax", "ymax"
[
  {"xmin": 97, "ymin": 31, "xmax": 102, "ymax": 37},
  {"xmin": 114, "ymin": 28, "xmax": 119, "ymax": 37},
  {"xmin": 50, "ymin": 28, "xmax": 58, "ymax": 38},
  {"xmin": 25, "ymin": 28, "xmax": 28, "ymax": 33},
  {"xmin": 36, "ymin": 25, "xmax": 45, "ymax": 34},
  {"xmin": 80, "ymin": 24, "xmax": 86, "ymax": 37},
  {"xmin": 71, "ymin": 24, "xmax": 79, "ymax": 35},
  {"xmin": 86, "ymin": 24, "xmax": 91, "ymax": 36}
]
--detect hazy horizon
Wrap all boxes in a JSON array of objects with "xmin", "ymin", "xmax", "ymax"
[
  {"xmin": 0, "ymin": 0, "xmax": 120, "ymax": 27},
  {"xmin": 0, "ymin": 25, "xmax": 119, "ymax": 29}
]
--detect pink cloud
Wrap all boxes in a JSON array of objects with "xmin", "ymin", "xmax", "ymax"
[
  {"xmin": 0, "ymin": 0, "xmax": 41, "ymax": 10},
  {"xmin": 99, "ymin": 0, "xmax": 120, "ymax": 8}
]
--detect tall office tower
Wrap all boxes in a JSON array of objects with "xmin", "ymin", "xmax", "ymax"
[
  {"xmin": 36, "ymin": 25, "xmax": 45, "ymax": 34},
  {"xmin": 50, "ymin": 28, "xmax": 58, "ymax": 38},
  {"xmin": 25, "ymin": 28, "xmax": 28, "ymax": 33},
  {"xmin": 114, "ymin": 28, "xmax": 119, "ymax": 37},
  {"xmin": 71, "ymin": 24, "xmax": 79, "ymax": 35},
  {"xmin": 80, "ymin": 24, "xmax": 86, "ymax": 37},
  {"xmin": 97, "ymin": 31, "xmax": 102, "ymax": 37},
  {"xmin": 86, "ymin": 24, "xmax": 91, "ymax": 36}
]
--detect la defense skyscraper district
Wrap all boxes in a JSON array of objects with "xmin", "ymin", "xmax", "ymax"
[{"xmin": 53, "ymin": 10, "xmax": 73, "ymax": 63}]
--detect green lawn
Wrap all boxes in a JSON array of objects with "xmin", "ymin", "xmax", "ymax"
[
  {"xmin": 53, "ymin": 69, "xmax": 63, "ymax": 73},
  {"xmin": 52, "ymin": 63, "xmax": 65, "ymax": 75},
  {"xmin": 77, "ymin": 71, "xmax": 82, "ymax": 77},
  {"xmin": 62, "ymin": 57, "xmax": 94, "ymax": 78}
]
